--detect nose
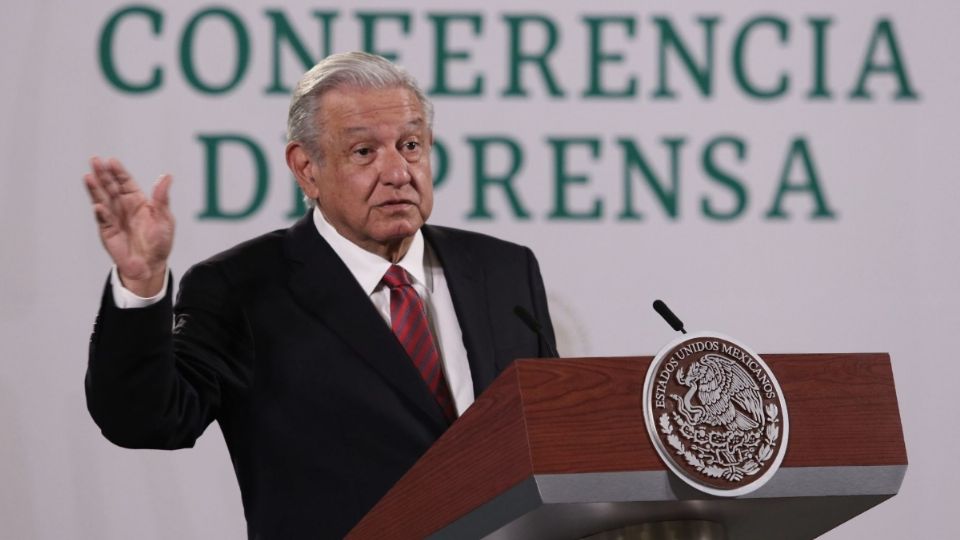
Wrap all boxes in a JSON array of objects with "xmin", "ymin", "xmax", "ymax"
[{"xmin": 379, "ymin": 147, "xmax": 412, "ymax": 187}]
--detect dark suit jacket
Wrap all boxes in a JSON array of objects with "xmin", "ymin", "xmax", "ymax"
[{"xmin": 85, "ymin": 215, "xmax": 555, "ymax": 539}]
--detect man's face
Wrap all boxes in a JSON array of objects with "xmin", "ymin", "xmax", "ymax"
[{"xmin": 301, "ymin": 86, "xmax": 433, "ymax": 259}]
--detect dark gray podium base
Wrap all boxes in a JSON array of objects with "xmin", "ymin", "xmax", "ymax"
[{"xmin": 427, "ymin": 465, "xmax": 904, "ymax": 540}]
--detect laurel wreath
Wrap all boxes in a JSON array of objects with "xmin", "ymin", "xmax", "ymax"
[{"xmin": 659, "ymin": 402, "xmax": 780, "ymax": 482}]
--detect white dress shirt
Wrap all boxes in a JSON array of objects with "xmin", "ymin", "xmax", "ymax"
[{"xmin": 110, "ymin": 207, "xmax": 475, "ymax": 416}]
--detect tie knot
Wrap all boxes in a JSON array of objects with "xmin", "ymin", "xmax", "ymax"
[{"xmin": 382, "ymin": 264, "xmax": 413, "ymax": 289}]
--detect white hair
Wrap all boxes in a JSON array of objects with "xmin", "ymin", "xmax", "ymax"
[{"xmin": 287, "ymin": 51, "xmax": 434, "ymax": 158}]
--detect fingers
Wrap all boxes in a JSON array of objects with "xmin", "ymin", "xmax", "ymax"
[
  {"xmin": 152, "ymin": 174, "xmax": 173, "ymax": 209},
  {"xmin": 92, "ymin": 203, "xmax": 114, "ymax": 229},
  {"xmin": 88, "ymin": 156, "xmax": 143, "ymax": 200},
  {"xmin": 87, "ymin": 157, "xmax": 124, "ymax": 226},
  {"xmin": 87, "ymin": 155, "xmax": 174, "ymax": 212},
  {"xmin": 84, "ymin": 165, "xmax": 119, "ymax": 230},
  {"xmin": 107, "ymin": 157, "xmax": 143, "ymax": 195},
  {"xmin": 83, "ymin": 172, "xmax": 108, "ymax": 205},
  {"xmin": 89, "ymin": 157, "xmax": 119, "ymax": 199}
]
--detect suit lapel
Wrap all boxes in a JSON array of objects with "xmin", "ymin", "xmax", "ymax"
[
  {"xmin": 283, "ymin": 215, "xmax": 448, "ymax": 428},
  {"xmin": 423, "ymin": 226, "xmax": 498, "ymax": 395}
]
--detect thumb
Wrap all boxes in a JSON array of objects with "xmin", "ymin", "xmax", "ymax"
[{"xmin": 152, "ymin": 174, "xmax": 173, "ymax": 208}]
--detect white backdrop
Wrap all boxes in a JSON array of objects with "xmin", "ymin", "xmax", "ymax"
[{"xmin": 2, "ymin": 0, "xmax": 958, "ymax": 538}]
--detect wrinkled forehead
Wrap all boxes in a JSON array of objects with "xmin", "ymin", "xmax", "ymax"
[
  {"xmin": 314, "ymin": 89, "xmax": 429, "ymax": 150},
  {"xmin": 318, "ymin": 85, "xmax": 425, "ymax": 124}
]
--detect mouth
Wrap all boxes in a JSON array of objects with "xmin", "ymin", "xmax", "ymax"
[{"xmin": 376, "ymin": 199, "xmax": 416, "ymax": 210}]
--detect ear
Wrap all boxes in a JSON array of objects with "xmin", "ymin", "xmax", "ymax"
[{"xmin": 286, "ymin": 141, "xmax": 320, "ymax": 201}]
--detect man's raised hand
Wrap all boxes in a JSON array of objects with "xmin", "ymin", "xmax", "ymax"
[{"xmin": 83, "ymin": 157, "xmax": 174, "ymax": 297}]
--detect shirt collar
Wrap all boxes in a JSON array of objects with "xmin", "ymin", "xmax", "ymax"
[{"xmin": 312, "ymin": 206, "xmax": 427, "ymax": 295}]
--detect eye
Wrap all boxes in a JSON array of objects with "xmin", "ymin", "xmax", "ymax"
[
  {"xmin": 402, "ymin": 141, "xmax": 420, "ymax": 152},
  {"xmin": 350, "ymin": 146, "xmax": 377, "ymax": 164}
]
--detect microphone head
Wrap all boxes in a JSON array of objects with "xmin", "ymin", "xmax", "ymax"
[{"xmin": 653, "ymin": 299, "xmax": 686, "ymax": 334}]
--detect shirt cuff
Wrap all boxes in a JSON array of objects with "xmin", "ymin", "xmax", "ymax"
[{"xmin": 110, "ymin": 266, "xmax": 169, "ymax": 309}]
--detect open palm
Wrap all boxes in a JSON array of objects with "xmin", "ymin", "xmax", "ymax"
[{"xmin": 83, "ymin": 157, "xmax": 174, "ymax": 296}]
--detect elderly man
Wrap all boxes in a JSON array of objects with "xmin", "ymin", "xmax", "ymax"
[{"xmin": 83, "ymin": 52, "xmax": 555, "ymax": 538}]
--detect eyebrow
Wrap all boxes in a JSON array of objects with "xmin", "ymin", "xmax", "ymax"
[{"xmin": 341, "ymin": 119, "xmax": 424, "ymax": 136}]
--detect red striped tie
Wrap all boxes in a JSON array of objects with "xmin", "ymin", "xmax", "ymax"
[{"xmin": 382, "ymin": 265, "xmax": 457, "ymax": 423}]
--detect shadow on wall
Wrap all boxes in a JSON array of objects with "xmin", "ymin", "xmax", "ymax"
[
  {"xmin": 0, "ymin": 381, "xmax": 39, "ymax": 537},
  {"xmin": 549, "ymin": 292, "xmax": 592, "ymax": 357},
  {"xmin": 67, "ymin": 387, "xmax": 115, "ymax": 538},
  {"xmin": 66, "ymin": 388, "xmax": 197, "ymax": 540}
]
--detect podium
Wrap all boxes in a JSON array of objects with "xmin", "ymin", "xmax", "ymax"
[{"xmin": 348, "ymin": 354, "xmax": 906, "ymax": 539}]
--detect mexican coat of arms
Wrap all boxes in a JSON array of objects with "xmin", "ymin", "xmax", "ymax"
[{"xmin": 642, "ymin": 333, "xmax": 789, "ymax": 496}]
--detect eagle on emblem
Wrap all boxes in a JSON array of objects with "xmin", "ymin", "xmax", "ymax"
[{"xmin": 672, "ymin": 353, "xmax": 764, "ymax": 432}]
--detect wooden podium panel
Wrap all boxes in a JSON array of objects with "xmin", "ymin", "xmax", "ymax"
[{"xmin": 348, "ymin": 354, "xmax": 906, "ymax": 540}]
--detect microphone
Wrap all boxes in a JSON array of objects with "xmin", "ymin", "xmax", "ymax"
[
  {"xmin": 513, "ymin": 306, "xmax": 560, "ymax": 358},
  {"xmin": 653, "ymin": 299, "xmax": 686, "ymax": 334}
]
